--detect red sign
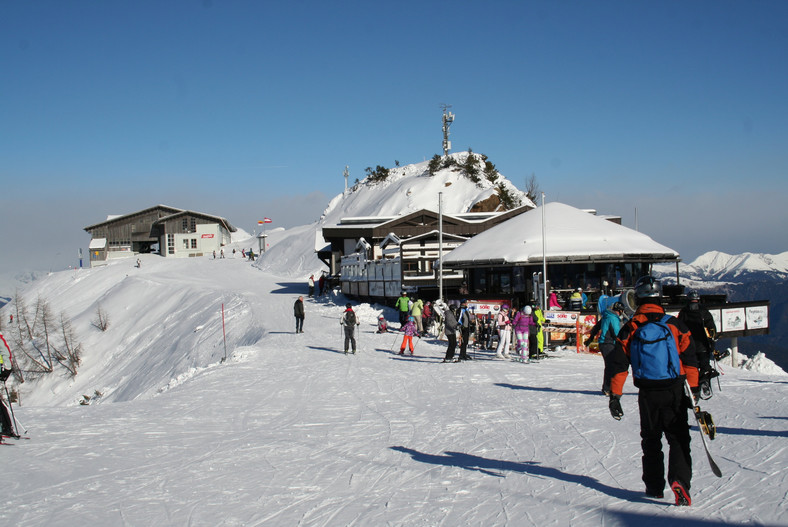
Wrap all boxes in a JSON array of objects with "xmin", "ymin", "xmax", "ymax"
[{"xmin": 201, "ymin": 234, "xmax": 214, "ymax": 239}]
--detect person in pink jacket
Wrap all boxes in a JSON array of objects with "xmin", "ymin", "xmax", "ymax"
[{"xmin": 513, "ymin": 306, "xmax": 536, "ymax": 359}]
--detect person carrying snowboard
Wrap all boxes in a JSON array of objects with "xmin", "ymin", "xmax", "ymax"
[
  {"xmin": 607, "ymin": 276, "xmax": 699, "ymax": 506},
  {"xmin": 340, "ymin": 303, "xmax": 360, "ymax": 354},
  {"xmin": 399, "ymin": 316, "xmax": 418, "ymax": 355},
  {"xmin": 678, "ymin": 290, "xmax": 718, "ymax": 396}
]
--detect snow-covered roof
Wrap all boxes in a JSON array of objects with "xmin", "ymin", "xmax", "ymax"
[
  {"xmin": 88, "ymin": 238, "xmax": 107, "ymax": 249},
  {"xmin": 442, "ymin": 202, "xmax": 679, "ymax": 267}
]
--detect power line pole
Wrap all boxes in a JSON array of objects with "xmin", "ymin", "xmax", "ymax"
[{"xmin": 440, "ymin": 104, "xmax": 454, "ymax": 157}]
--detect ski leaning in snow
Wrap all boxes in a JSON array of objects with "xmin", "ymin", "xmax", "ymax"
[{"xmin": 684, "ymin": 380, "xmax": 722, "ymax": 478}]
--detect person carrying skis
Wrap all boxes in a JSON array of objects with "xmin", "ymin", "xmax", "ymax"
[
  {"xmin": 457, "ymin": 300, "xmax": 472, "ymax": 360},
  {"xmin": 376, "ymin": 315, "xmax": 388, "ymax": 333},
  {"xmin": 678, "ymin": 291, "xmax": 718, "ymax": 396},
  {"xmin": 394, "ymin": 291, "xmax": 410, "ymax": 329},
  {"xmin": 340, "ymin": 303, "xmax": 360, "ymax": 354},
  {"xmin": 495, "ymin": 305, "xmax": 512, "ymax": 359},
  {"xmin": 399, "ymin": 316, "xmax": 418, "ymax": 355},
  {"xmin": 513, "ymin": 305, "xmax": 535, "ymax": 359},
  {"xmin": 607, "ymin": 276, "xmax": 699, "ymax": 506},
  {"xmin": 0, "ymin": 331, "xmax": 18, "ymax": 438},
  {"xmin": 293, "ymin": 296, "xmax": 305, "ymax": 333},
  {"xmin": 596, "ymin": 301, "xmax": 625, "ymax": 395},
  {"xmin": 440, "ymin": 304, "xmax": 459, "ymax": 362}
]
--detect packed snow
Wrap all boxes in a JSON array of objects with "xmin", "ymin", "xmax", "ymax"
[
  {"xmin": 1, "ymin": 252, "xmax": 787, "ymax": 526},
  {"xmin": 2, "ymin": 159, "xmax": 786, "ymax": 526}
]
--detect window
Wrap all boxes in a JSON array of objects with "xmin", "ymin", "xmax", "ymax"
[
  {"xmin": 183, "ymin": 239, "xmax": 189, "ymax": 249},
  {"xmin": 167, "ymin": 234, "xmax": 175, "ymax": 255},
  {"xmin": 182, "ymin": 219, "xmax": 189, "ymax": 232},
  {"xmin": 191, "ymin": 239, "xmax": 197, "ymax": 249}
]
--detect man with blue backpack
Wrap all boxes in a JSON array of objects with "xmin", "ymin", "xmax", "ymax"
[{"xmin": 607, "ymin": 276, "xmax": 700, "ymax": 506}]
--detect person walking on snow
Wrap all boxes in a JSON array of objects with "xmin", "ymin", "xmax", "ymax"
[
  {"xmin": 441, "ymin": 304, "xmax": 459, "ymax": 362},
  {"xmin": 0, "ymin": 332, "xmax": 18, "ymax": 438},
  {"xmin": 308, "ymin": 275, "xmax": 315, "ymax": 297},
  {"xmin": 399, "ymin": 316, "xmax": 418, "ymax": 355},
  {"xmin": 595, "ymin": 301, "xmax": 625, "ymax": 394},
  {"xmin": 495, "ymin": 305, "xmax": 512, "ymax": 359},
  {"xmin": 293, "ymin": 296, "xmax": 305, "ymax": 333},
  {"xmin": 394, "ymin": 291, "xmax": 410, "ymax": 329},
  {"xmin": 607, "ymin": 276, "xmax": 699, "ymax": 506},
  {"xmin": 340, "ymin": 303, "xmax": 360, "ymax": 354},
  {"xmin": 678, "ymin": 291, "xmax": 718, "ymax": 395},
  {"xmin": 513, "ymin": 305, "xmax": 535, "ymax": 358}
]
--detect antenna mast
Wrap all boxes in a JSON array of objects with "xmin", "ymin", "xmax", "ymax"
[
  {"xmin": 343, "ymin": 165, "xmax": 349, "ymax": 192},
  {"xmin": 440, "ymin": 104, "xmax": 454, "ymax": 157}
]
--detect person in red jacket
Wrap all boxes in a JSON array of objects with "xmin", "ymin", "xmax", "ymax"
[{"xmin": 607, "ymin": 276, "xmax": 699, "ymax": 506}]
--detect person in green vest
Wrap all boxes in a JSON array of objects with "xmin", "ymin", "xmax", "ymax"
[{"xmin": 394, "ymin": 291, "xmax": 410, "ymax": 329}]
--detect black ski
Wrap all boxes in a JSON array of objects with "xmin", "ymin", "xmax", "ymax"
[{"xmin": 684, "ymin": 380, "xmax": 722, "ymax": 477}]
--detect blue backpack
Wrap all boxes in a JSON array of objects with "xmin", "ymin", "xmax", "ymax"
[{"xmin": 630, "ymin": 315, "xmax": 681, "ymax": 380}]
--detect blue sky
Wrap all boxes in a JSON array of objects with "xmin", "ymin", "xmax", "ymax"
[{"xmin": 2, "ymin": 0, "xmax": 787, "ymax": 274}]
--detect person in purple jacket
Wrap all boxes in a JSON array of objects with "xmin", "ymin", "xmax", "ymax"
[{"xmin": 513, "ymin": 305, "xmax": 536, "ymax": 359}]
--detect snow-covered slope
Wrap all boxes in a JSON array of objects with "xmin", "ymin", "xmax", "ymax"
[
  {"xmin": 2, "ymin": 254, "xmax": 787, "ymax": 526},
  {"xmin": 252, "ymin": 153, "xmax": 533, "ymax": 278}
]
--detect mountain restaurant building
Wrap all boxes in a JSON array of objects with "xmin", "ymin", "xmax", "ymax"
[{"xmin": 439, "ymin": 202, "xmax": 681, "ymax": 311}]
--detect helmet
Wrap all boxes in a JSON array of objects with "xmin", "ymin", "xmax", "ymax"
[
  {"xmin": 461, "ymin": 299, "xmax": 468, "ymax": 305},
  {"xmin": 378, "ymin": 315, "xmax": 385, "ymax": 319},
  {"xmin": 502, "ymin": 304, "xmax": 509, "ymax": 310},
  {"xmin": 634, "ymin": 276, "xmax": 662, "ymax": 299},
  {"xmin": 687, "ymin": 290, "xmax": 700, "ymax": 303},
  {"xmin": 576, "ymin": 287, "xmax": 583, "ymax": 292},
  {"xmin": 346, "ymin": 302, "xmax": 352, "ymax": 308},
  {"xmin": 408, "ymin": 316, "xmax": 414, "ymax": 322},
  {"xmin": 522, "ymin": 305, "xmax": 532, "ymax": 315},
  {"xmin": 612, "ymin": 302, "xmax": 625, "ymax": 312}
]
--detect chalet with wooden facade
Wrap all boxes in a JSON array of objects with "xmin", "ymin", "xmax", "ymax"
[{"xmin": 84, "ymin": 205, "xmax": 237, "ymax": 266}]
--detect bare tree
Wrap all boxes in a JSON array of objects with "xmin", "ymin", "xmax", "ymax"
[
  {"xmin": 54, "ymin": 313, "xmax": 82, "ymax": 376},
  {"xmin": 525, "ymin": 173, "xmax": 541, "ymax": 205},
  {"xmin": 93, "ymin": 304, "xmax": 110, "ymax": 332}
]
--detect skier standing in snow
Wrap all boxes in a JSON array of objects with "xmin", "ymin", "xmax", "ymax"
[
  {"xmin": 293, "ymin": 296, "xmax": 305, "ymax": 333},
  {"xmin": 399, "ymin": 316, "xmax": 418, "ymax": 355},
  {"xmin": 495, "ymin": 305, "xmax": 512, "ymax": 359},
  {"xmin": 340, "ymin": 303, "xmax": 360, "ymax": 354},
  {"xmin": 307, "ymin": 275, "xmax": 315, "ymax": 297},
  {"xmin": 410, "ymin": 296, "xmax": 424, "ymax": 335},
  {"xmin": 0, "ymin": 332, "xmax": 18, "ymax": 438},
  {"xmin": 678, "ymin": 291, "xmax": 718, "ymax": 395},
  {"xmin": 394, "ymin": 291, "xmax": 410, "ymax": 329},
  {"xmin": 441, "ymin": 304, "xmax": 459, "ymax": 362},
  {"xmin": 607, "ymin": 276, "xmax": 700, "ymax": 506},
  {"xmin": 457, "ymin": 300, "xmax": 472, "ymax": 360},
  {"xmin": 531, "ymin": 305, "xmax": 546, "ymax": 357}
]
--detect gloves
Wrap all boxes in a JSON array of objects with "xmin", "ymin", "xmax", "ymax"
[
  {"xmin": 609, "ymin": 394, "xmax": 623, "ymax": 420},
  {"xmin": 0, "ymin": 368, "xmax": 11, "ymax": 381}
]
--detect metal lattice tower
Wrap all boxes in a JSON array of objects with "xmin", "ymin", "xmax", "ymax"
[{"xmin": 441, "ymin": 104, "xmax": 454, "ymax": 157}]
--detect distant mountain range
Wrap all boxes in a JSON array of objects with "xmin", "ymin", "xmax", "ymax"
[{"xmin": 654, "ymin": 251, "xmax": 788, "ymax": 371}]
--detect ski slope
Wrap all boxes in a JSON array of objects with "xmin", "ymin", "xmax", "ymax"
[{"xmin": 2, "ymin": 255, "xmax": 787, "ymax": 526}]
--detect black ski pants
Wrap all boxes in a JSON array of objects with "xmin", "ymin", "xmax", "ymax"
[
  {"xmin": 444, "ymin": 333, "xmax": 457, "ymax": 361},
  {"xmin": 638, "ymin": 383, "xmax": 692, "ymax": 494},
  {"xmin": 459, "ymin": 327, "xmax": 470, "ymax": 359},
  {"xmin": 343, "ymin": 326, "xmax": 357, "ymax": 353}
]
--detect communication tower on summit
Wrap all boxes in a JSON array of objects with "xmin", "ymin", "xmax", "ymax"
[
  {"xmin": 441, "ymin": 104, "xmax": 454, "ymax": 157},
  {"xmin": 343, "ymin": 165, "xmax": 349, "ymax": 192}
]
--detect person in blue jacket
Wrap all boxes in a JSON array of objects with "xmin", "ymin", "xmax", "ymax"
[{"xmin": 598, "ymin": 302, "xmax": 625, "ymax": 394}]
